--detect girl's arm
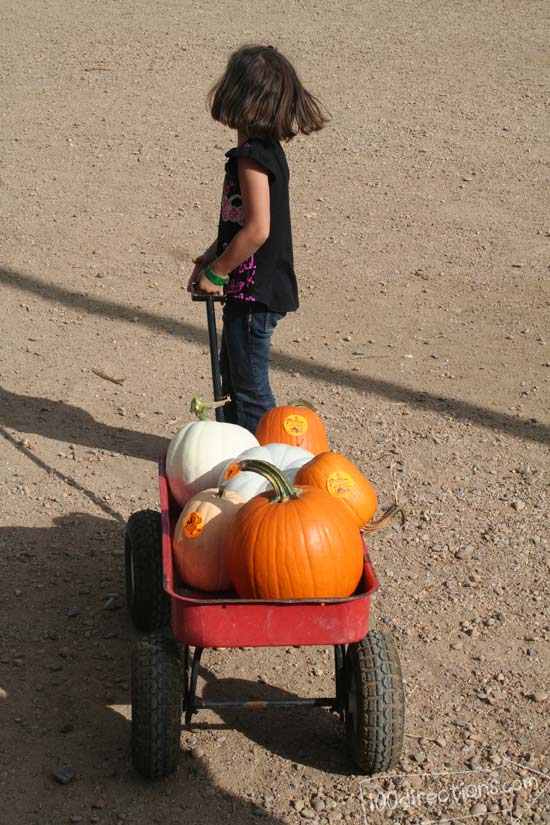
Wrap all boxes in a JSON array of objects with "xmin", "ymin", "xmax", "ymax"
[
  {"xmin": 198, "ymin": 239, "xmax": 219, "ymax": 262},
  {"xmin": 186, "ymin": 240, "xmax": 218, "ymax": 292},
  {"xmin": 196, "ymin": 158, "xmax": 270, "ymax": 294}
]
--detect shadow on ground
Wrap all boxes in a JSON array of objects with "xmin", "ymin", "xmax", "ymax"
[
  {"xmin": 0, "ymin": 512, "xmax": 292, "ymax": 824},
  {"xmin": 198, "ymin": 663, "xmax": 354, "ymax": 775},
  {"xmin": 2, "ymin": 264, "xmax": 548, "ymax": 446},
  {"xmin": 0, "ymin": 386, "xmax": 168, "ymax": 463}
]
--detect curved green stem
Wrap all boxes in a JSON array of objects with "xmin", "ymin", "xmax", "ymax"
[
  {"xmin": 287, "ymin": 398, "xmax": 317, "ymax": 412},
  {"xmin": 361, "ymin": 503, "xmax": 406, "ymax": 534},
  {"xmin": 190, "ymin": 395, "xmax": 230, "ymax": 421},
  {"xmin": 234, "ymin": 459, "xmax": 300, "ymax": 503}
]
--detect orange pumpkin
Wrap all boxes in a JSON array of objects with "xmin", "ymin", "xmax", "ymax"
[
  {"xmin": 225, "ymin": 459, "xmax": 364, "ymax": 600},
  {"xmin": 295, "ymin": 452, "xmax": 378, "ymax": 527},
  {"xmin": 256, "ymin": 403, "xmax": 329, "ymax": 455}
]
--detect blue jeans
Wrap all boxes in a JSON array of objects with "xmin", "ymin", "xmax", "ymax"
[{"xmin": 219, "ymin": 300, "xmax": 285, "ymax": 434}]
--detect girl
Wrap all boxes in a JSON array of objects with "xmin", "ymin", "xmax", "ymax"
[{"xmin": 187, "ymin": 44, "xmax": 327, "ymax": 434}]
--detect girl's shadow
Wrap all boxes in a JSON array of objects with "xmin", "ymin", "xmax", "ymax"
[{"xmin": 0, "ymin": 385, "xmax": 168, "ymax": 461}]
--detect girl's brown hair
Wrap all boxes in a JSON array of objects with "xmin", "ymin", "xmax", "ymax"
[{"xmin": 208, "ymin": 45, "xmax": 329, "ymax": 142}]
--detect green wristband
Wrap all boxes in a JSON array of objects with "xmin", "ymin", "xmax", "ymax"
[{"xmin": 204, "ymin": 264, "xmax": 229, "ymax": 286}]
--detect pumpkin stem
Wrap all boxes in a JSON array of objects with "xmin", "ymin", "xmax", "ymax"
[
  {"xmin": 362, "ymin": 503, "xmax": 406, "ymax": 533},
  {"xmin": 287, "ymin": 398, "xmax": 318, "ymax": 412},
  {"xmin": 235, "ymin": 459, "xmax": 300, "ymax": 503},
  {"xmin": 190, "ymin": 395, "xmax": 230, "ymax": 421}
]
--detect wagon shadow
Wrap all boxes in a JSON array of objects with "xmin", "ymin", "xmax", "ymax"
[
  {"xmin": 198, "ymin": 666, "xmax": 354, "ymax": 775},
  {"xmin": 0, "ymin": 512, "xmax": 290, "ymax": 824}
]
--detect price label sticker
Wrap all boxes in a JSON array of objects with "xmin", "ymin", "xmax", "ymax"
[{"xmin": 326, "ymin": 471, "xmax": 355, "ymax": 498}]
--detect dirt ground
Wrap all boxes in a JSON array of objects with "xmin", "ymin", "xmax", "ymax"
[{"xmin": 1, "ymin": 1, "xmax": 549, "ymax": 823}]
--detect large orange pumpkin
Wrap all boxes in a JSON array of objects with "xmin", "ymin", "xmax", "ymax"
[
  {"xmin": 256, "ymin": 403, "xmax": 329, "ymax": 455},
  {"xmin": 295, "ymin": 452, "xmax": 378, "ymax": 528},
  {"xmin": 225, "ymin": 459, "xmax": 364, "ymax": 600}
]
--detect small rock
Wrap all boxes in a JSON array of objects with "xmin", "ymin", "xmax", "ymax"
[
  {"xmin": 531, "ymin": 692, "xmax": 548, "ymax": 703},
  {"xmin": 190, "ymin": 747, "xmax": 205, "ymax": 759},
  {"xmin": 252, "ymin": 806, "xmax": 267, "ymax": 817},
  {"xmin": 14, "ymin": 589, "xmax": 22, "ymax": 597},
  {"xmin": 0, "ymin": 688, "xmax": 7, "ymax": 700},
  {"xmin": 436, "ymin": 737, "xmax": 447, "ymax": 748},
  {"xmin": 511, "ymin": 499, "xmax": 526, "ymax": 511},
  {"xmin": 53, "ymin": 766, "xmax": 75, "ymax": 784},
  {"xmin": 412, "ymin": 751, "xmax": 427, "ymax": 764},
  {"xmin": 471, "ymin": 802, "xmax": 487, "ymax": 816},
  {"xmin": 66, "ymin": 607, "xmax": 80, "ymax": 619},
  {"xmin": 300, "ymin": 809, "xmax": 317, "ymax": 820},
  {"xmin": 455, "ymin": 547, "xmax": 474, "ymax": 560},
  {"xmin": 91, "ymin": 800, "xmax": 105, "ymax": 809}
]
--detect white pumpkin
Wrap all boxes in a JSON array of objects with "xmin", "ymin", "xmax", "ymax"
[
  {"xmin": 218, "ymin": 443, "xmax": 314, "ymax": 501},
  {"xmin": 166, "ymin": 421, "xmax": 258, "ymax": 506}
]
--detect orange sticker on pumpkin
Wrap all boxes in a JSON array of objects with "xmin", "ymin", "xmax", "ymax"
[
  {"xmin": 283, "ymin": 414, "xmax": 308, "ymax": 436},
  {"xmin": 223, "ymin": 462, "xmax": 240, "ymax": 481},
  {"xmin": 326, "ymin": 471, "xmax": 355, "ymax": 498},
  {"xmin": 183, "ymin": 511, "xmax": 205, "ymax": 539}
]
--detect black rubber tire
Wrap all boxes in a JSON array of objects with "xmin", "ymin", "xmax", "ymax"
[
  {"xmin": 131, "ymin": 634, "xmax": 182, "ymax": 779},
  {"xmin": 125, "ymin": 510, "xmax": 170, "ymax": 632},
  {"xmin": 345, "ymin": 629, "xmax": 405, "ymax": 774}
]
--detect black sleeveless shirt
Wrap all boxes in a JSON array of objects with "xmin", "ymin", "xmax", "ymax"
[{"xmin": 215, "ymin": 138, "xmax": 299, "ymax": 313}]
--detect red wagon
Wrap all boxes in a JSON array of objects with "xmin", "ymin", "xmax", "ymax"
[{"xmin": 125, "ymin": 296, "xmax": 404, "ymax": 779}]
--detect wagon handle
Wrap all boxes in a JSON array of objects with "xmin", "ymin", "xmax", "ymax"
[{"xmin": 191, "ymin": 293, "xmax": 226, "ymax": 420}]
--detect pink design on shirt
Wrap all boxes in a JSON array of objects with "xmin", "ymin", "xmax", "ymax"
[
  {"xmin": 221, "ymin": 193, "xmax": 244, "ymax": 226},
  {"xmin": 226, "ymin": 253, "xmax": 257, "ymax": 301},
  {"xmin": 221, "ymin": 173, "xmax": 244, "ymax": 226}
]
